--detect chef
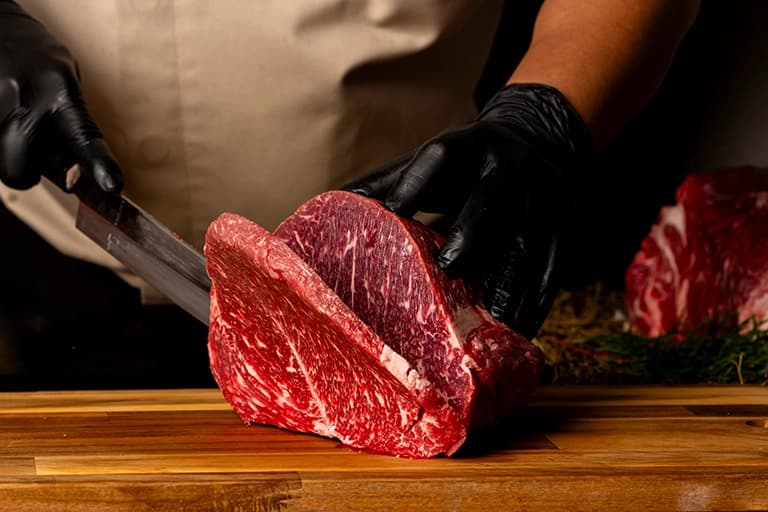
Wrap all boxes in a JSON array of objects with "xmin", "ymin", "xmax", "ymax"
[{"xmin": 0, "ymin": 0, "xmax": 699, "ymax": 338}]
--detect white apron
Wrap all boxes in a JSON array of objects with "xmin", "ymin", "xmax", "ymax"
[{"xmin": 2, "ymin": 0, "xmax": 502, "ymax": 299}]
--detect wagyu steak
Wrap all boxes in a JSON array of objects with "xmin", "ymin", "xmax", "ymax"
[
  {"xmin": 205, "ymin": 191, "xmax": 544, "ymax": 457},
  {"xmin": 625, "ymin": 167, "xmax": 768, "ymax": 336}
]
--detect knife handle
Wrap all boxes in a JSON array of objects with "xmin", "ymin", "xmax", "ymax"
[
  {"xmin": 44, "ymin": 164, "xmax": 118, "ymax": 215},
  {"xmin": 44, "ymin": 164, "xmax": 78, "ymax": 193}
]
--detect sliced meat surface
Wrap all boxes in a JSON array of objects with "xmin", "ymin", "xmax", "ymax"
[
  {"xmin": 275, "ymin": 191, "xmax": 543, "ymax": 430},
  {"xmin": 206, "ymin": 214, "xmax": 464, "ymax": 458}
]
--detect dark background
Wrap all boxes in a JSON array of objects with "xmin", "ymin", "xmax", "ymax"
[{"xmin": 1, "ymin": 0, "xmax": 765, "ymax": 390}]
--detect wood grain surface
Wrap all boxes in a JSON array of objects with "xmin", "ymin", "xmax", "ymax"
[{"xmin": 1, "ymin": 385, "xmax": 767, "ymax": 511}]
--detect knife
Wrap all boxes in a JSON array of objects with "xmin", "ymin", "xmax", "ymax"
[{"xmin": 46, "ymin": 166, "xmax": 211, "ymax": 326}]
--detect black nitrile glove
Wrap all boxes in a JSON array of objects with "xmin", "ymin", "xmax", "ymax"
[
  {"xmin": 343, "ymin": 83, "xmax": 594, "ymax": 339},
  {"xmin": 0, "ymin": 1, "xmax": 122, "ymax": 191}
]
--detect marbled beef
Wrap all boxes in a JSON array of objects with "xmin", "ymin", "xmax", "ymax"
[
  {"xmin": 626, "ymin": 167, "xmax": 768, "ymax": 336},
  {"xmin": 205, "ymin": 192, "xmax": 543, "ymax": 457},
  {"xmin": 275, "ymin": 191, "xmax": 543, "ymax": 430}
]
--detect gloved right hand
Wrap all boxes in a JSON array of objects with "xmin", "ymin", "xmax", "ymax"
[{"xmin": 0, "ymin": 1, "xmax": 122, "ymax": 191}]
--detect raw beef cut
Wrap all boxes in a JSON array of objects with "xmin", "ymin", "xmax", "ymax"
[
  {"xmin": 625, "ymin": 167, "xmax": 768, "ymax": 337},
  {"xmin": 205, "ymin": 191, "xmax": 543, "ymax": 458},
  {"xmin": 275, "ymin": 191, "xmax": 543, "ymax": 430},
  {"xmin": 206, "ymin": 214, "xmax": 465, "ymax": 457}
]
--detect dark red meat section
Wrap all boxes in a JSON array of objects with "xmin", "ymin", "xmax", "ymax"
[{"xmin": 275, "ymin": 191, "xmax": 543, "ymax": 430}]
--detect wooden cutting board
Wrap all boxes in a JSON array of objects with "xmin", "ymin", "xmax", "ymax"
[{"xmin": 1, "ymin": 385, "xmax": 766, "ymax": 511}]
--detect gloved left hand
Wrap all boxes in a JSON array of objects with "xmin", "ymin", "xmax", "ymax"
[
  {"xmin": 0, "ymin": 0, "xmax": 122, "ymax": 192},
  {"xmin": 343, "ymin": 83, "xmax": 594, "ymax": 339}
]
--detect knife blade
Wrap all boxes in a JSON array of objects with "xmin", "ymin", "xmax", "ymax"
[{"xmin": 46, "ymin": 167, "xmax": 211, "ymax": 326}]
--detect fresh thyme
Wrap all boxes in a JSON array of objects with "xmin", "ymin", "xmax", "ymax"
[{"xmin": 534, "ymin": 286, "xmax": 768, "ymax": 385}]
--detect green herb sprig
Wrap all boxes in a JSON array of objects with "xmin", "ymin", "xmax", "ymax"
[{"xmin": 535, "ymin": 286, "xmax": 768, "ymax": 385}]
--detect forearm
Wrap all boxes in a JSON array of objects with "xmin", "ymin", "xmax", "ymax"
[{"xmin": 508, "ymin": 0, "xmax": 700, "ymax": 148}]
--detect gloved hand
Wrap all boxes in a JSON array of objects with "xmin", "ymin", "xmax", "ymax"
[
  {"xmin": 343, "ymin": 83, "xmax": 594, "ymax": 339},
  {"xmin": 0, "ymin": 1, "xmax": 122, "ymax": 191}
]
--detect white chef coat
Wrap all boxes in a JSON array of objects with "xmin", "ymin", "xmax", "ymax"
[{"xmin": 1, "ymin": 0, "xmax": 503, "ymax": 299}]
